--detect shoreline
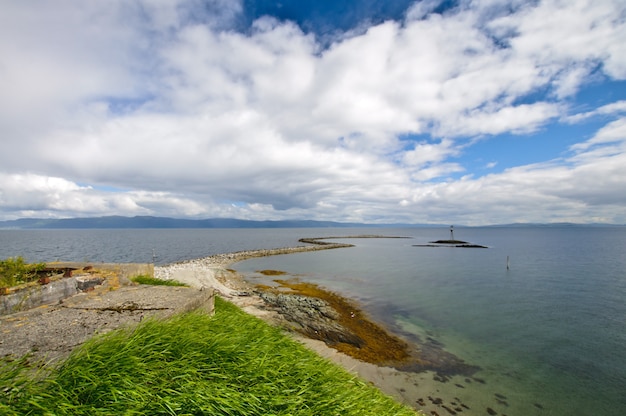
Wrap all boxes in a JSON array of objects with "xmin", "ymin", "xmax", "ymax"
[{"xmin": 155, "ymin": 239, "xmax": 486, "ymax": 415}]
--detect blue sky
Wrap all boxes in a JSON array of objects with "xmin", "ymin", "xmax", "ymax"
[
  {"xmin": 0, "ymin": 0, "xmax": 625, "ymax": 225},
  {"xmin": 241, "ymin": 0, "xmax": 421, "ymax": 36}
]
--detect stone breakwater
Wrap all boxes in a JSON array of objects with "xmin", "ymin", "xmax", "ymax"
[
  {"xmin": 154, "ymin": 238, "xmax": 353, "ymax": 280},
  {"xmin": 155, "ymin": 235, "xmax": 413, "ymax": 282}
]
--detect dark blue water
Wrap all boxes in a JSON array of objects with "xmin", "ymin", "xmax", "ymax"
[{"xmin": 1, "ymin": 226, "xmax": 625, "ymax": 415}]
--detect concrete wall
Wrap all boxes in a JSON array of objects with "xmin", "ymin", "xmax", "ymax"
[
  {"xmin": 1, "ymin": 263, "xmax": 153, "ymax": 316},
  {"xmin": 1, "ymin": 277, "xmax": 80, "ymax": 315}
]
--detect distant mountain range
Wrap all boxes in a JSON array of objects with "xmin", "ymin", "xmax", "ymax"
[
  {"xmin": 0, "ymin": 216, "xmax": 389, "ymax": 229},
  {"xmin": 0, "ymin": 216, "xmax": 622, "ymax": 229}
]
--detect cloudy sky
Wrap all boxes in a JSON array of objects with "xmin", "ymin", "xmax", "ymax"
[{"xmin": 1, "ymin": 0, "xmax": 625, "ymax": 225}]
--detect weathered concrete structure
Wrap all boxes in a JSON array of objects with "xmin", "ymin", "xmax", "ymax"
[
  {"xmin": 1, "ymin": 262, "xmax": 153, "ymax": 316},
  {"xmin": 1, "ymin": 262, "xmax": 215, "ymax": 363}
]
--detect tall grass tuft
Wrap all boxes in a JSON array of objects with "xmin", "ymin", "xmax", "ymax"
[
  {"xmin": 0, "ymin": 297, "xmax": 417, "ymax": 415},
  {"xmin": 0, "ymin": 256, "xmax": 46, "ymax": 287},
  {"xmin": 130, "ymin": 274, "xmax": 188, "ymax": 286}
]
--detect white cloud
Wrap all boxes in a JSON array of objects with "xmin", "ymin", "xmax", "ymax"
[
  {"xmin": 403, "ymin": 139, "xmax": 459, "ymax": 168},
  {"xmin": 565, "ymin": 101, "xmax": 626, "ymax": 123},
  {"xmin": 438, "ymin": 102, "xmax": 561, "ymax": 137},
  {"xmin": 0, "ymin": 172, "xmax": 237, "ymax": 220},
  {"xmin": 0, "ymin": 0, "xmax": 625, "ymax": 224},
  {"xmin": 486, "ymin": 0, "xmax": 626, "ymax": 80},
  {"xmin": 552, "ymin": 64, "xmax": 595, "ymax": 99},
  {"xmin": 405, "ymin": 0, "xmax": 443, "ymax": 21},
  {"xmin": 398, "ymin": 116, "xmax": 626, "ymax": 224},
  {"xmin": 570, "ymin": 117, "xmax": 626, "ymax": 154}
]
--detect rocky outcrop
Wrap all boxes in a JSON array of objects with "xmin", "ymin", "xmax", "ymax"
[
  {"xmin": 414, "ymin": 241, "xmax": 488, "ymax": 248},
  {"xmin": 258, "ymin": 291, "xmax": 364, "ymax": 347}
]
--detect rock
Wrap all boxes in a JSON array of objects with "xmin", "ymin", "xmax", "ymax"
[
  {"xmin": 76, "ymin": 276, "xmax": 105, "ymax": 292},
  {"xmin": 258, "ymin": 292, "xmax": 364, "ymax": 348},
  {"xmin": 441, "ymin": 405, "xmax": 457, "ymax": 415}
]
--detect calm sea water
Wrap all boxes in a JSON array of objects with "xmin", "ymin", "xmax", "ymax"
[
  {"xmin": 0, "ymin": 228, "xmax": 335, "ymax": 265},
  {"xmin": 233, "ymin": 227, "xmax": 626, "ymax": 416},
  {"xmin": 1, "ymin": 227, "xmax": 625, "ymax": 415}
]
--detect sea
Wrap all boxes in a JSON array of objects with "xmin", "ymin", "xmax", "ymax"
[{"xmin": 1, "ymin": 226, "xmax": 625, "ymax": 415}]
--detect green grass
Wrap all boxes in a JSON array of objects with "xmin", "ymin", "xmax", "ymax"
[
  {"xmin": 0, "ymin": 256, "xmax": 45, "ymax": 288},
  {"xmin": 0, "ymin": 297, "xmax": 417, "ymax": 415},
  {"xmin": 131, "ymin": 274, "xmax": 188, "ymax": 287}
]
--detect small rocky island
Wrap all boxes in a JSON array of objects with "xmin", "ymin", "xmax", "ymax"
[{"xmin": 413, "ymin": 226, "xmax": 489, "ymax": 248}]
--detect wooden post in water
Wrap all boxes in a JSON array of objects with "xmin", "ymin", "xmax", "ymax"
[
  {"xmin": 450, "ymin": 225, "xmax": 454, "ymax": 241},
  {"xmin": 506, "ymin": 255, "xmax": 510, "ymax": 270}
]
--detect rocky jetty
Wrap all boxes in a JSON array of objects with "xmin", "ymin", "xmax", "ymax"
[{"xmin": 155, "ymin": 241, "xmax": 353, "ymax": 280}]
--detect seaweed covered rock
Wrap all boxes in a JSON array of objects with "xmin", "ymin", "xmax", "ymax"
[{"xmin": 258, "ymin": 292, "xmax": 364, "ymax": 347}]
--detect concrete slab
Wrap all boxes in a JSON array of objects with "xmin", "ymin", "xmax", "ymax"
[{"xmin": 0, "ymin": 283, "xmax": 214, "ymax": 364}]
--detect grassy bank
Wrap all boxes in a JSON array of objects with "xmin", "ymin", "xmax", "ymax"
[{"xmin": 1, "ymin": 296, "xmax": 417, "ymax": 415}]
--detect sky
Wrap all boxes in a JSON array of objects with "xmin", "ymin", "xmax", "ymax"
[{"xmin": 1, "ymin": 0, "xmax": 625, "ymax": 225}]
